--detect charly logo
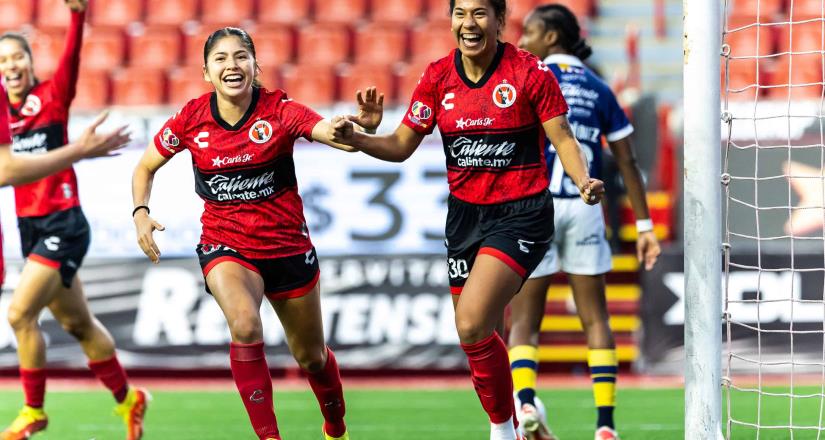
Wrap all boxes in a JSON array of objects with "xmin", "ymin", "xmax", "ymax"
[
  {"xmin": 20, "ymin": 95, "xmax": 41, "ymax": 116},
  {"xmin": 448, "ymin": 136, "xmax": 516, "ymax": 168},
  {"xmin": 249, "ymin": 120, "xmax": 273, "ymax": 144},
  {"xmin": 492, "ymin": 81, "xmax": 517, "ymax": 108},
  {"xmin": 204, "ymin": 171, "xmax": 276, "ymax": 202},
  {"xmin": 408, "ymin": 101, "xmax": 432, "ymax": 128},
  {"xmin": 212, "ymin": 153, "xmax": 254, "ymax": 168},
  {"xmin": 249, "ymin": 389, "xmax": 265, "ymax": 403},
  {"xmin": 456, "ymin": 117, "xmax": 494, "ymax": 130}
]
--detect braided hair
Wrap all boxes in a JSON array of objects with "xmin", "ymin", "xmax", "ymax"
[{"xmin": 530, "ymin": 4, "xmax": 592, "ymax": 60}]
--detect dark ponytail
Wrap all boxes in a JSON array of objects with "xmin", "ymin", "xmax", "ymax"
[
  {"xmin": 532, "ymin": 4, "xmax": 592, "ymax": 61},
  {"xmin": 203, "ymin": 27, "xmax": 262, "ymax": 87}
]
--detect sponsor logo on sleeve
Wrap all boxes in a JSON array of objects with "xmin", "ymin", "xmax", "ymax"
[
  {"xmin": 407, "ymin": 101, "xmax": 433, "ymax": 128},
  {"xmin": 249, "ymin": 120, "xmax": 273, "ymax": 144},
  {"xmin": 160, "ymin": 127, "xmax": 180, "ymax": 153},
  {"xmin": 492, "ymin": 82, "xmax": 517, "ymax": 109}
]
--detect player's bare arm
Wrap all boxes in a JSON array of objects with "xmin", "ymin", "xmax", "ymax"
[
  {"xmin": 132, "ymin": 145, "xmax": 169, "ymax": 264},
  {"xmin": 544, "ymin": 115, "xmax": 605, "ymax": 205},
  {"xmin": 313, "ymin": 86, "xmax": 386, "ymax": 152},
  {"xmin": 0, "ymin": 111, "xmax": 129, "ymax": 187},
  {"xmin": 331, "ymin": 121, "xmax": 424, "ymax": 163},
  {"xmin": 608, "ymin": 136, "xmax": 661, "ymax": 270}
]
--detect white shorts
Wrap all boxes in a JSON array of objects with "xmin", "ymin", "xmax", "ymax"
[{"xmin": 529, "ymin": 197, "xmax": 612, "ymax": 278}]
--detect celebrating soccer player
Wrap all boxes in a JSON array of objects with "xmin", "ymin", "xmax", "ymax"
[
  {"xmin": 329, "ymin": 1, "xmax": 604, "ymax": 439},
  {"xmin": 131, "ymin": 27, "xmax": 376, "ymax": 440},
  {"xmin": 0, "ymin": 2, "xmax": 149, "ymax": 439},
  {"xmin": 507, "ymin": 5, "xmax": 662, "ymax": 440}
]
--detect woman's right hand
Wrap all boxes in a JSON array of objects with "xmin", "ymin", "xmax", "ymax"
[
  {"xmin": 76, "ymin": 111, "xmax": 131, "ymax": 159},
  {"xmin": 134, "ymin": 210, "xmax": 165, "ymax": 263}
]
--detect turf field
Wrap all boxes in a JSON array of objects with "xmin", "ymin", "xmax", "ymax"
[{"xmin": 0, "ymin": 385, "xmax": 818, "ymax": 439}]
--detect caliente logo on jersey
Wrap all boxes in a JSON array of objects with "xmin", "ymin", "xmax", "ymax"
[
  {"xmin": 249, "ymin": 120, "xmax": 273, "ymax": 144},
  {"xmin": 492, "ymin": 82, "xmax": 517, "ymax": 109}
]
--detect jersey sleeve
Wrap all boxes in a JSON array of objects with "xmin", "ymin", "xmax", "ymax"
[
  {"xmin": 0, "ymin": 86, "xmax": 10, "ymax": 144},
  {"xmin": 276, "ymin": 95, "xmax": 324, "ymax": 141},
  {"xmin": 400, "ymin": 64, "xmax": 438, "ymax": 135},
  {"xmin": 600, "ymin": 86, "xmax": 634, "ymax": 142},
  {"xmin": 50, "ymin": 11, "xmax": 85, "ymax": 108},
  {"xmin": 526, "ymin": 59, "xmax": 569, "ymax": 123},
  {"xmin": 153, "ymin": 108, "xmax": 187, "ymax": 158}
]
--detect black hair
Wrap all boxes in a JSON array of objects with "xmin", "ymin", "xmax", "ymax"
[
  {"xmin": 530, "ymin": 4, "xmax": 592, "ymax": 60},
  {"xmin": 203, "ymin": 27, "xmax": 261, "ymax": 87},
  {"xmin": 449, "ymin": 0, "xmax": 508, "ymax": 20}
]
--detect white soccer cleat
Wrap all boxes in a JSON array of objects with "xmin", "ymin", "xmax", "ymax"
[
  {"xmin": 516, "ymin": 403, "xmax": 558, "ymax": 440},
  {"xmin": 595, "ymin": 426, "xmax": 619, "ymax": 440}
]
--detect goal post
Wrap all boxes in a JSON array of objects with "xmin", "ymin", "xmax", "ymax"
[{"xmin": 684, "ymin": 0, "xmax": 723, "ymax": 437}]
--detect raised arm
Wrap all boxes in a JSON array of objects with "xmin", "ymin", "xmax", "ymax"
[
  {"xmin": 331, "ymin": 118, "xmax": 425, "ymax": 162},
  {"xmin": 132, "ymin": 144, "xmax": 170, "ymax": 264},
  {"xmin": 52, "ymin": 0, "xmax": 87, "ymax": 106},
  {"xmin": 543, "ymin": 115, "xmax": 604, "ymax": 204}
]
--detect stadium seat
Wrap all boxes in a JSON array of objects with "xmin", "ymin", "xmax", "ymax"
[
  {"xmin": 36, "ymin": 0, "xmax": 72, "ymax": 28},
  {"xmin": 72, "ymin": 68, "xmax": 110, "ymax": 109},
  {"xmin": 503, "ymin": 19, "xmax": 524, "ymax": 45},
  {"xmin": 128, "ymin": 25, "xmax": 182, "ymax": 69},
  {"xmin": 111, "ymin": 67, "xmax": 167, "ymax": 105},
  {"xmin": 767, "ymin": 54, "xmax": 823, "ymax": 100},
  {"xmin": 168, "ymin": 66, "xmax": 213, "ymax": 106},
  {"xmin": 411, "ymin": 20, "xmax": 457, "ymax": 62},
  {"xmin": 0, "ymin": 0, "xmax": 34, "ymax": 28},
  {"xmin": 790, "ymin": 2, "xmax": 825, "ymax": 18},
  {"xmin": 777, "ymin": 21, "xmax": 824, "ymax": 53},
  {"xmin": 508, "ymin": 0, "xmax": 541, "ymax": 24},
  {"xmin": 279, "ymin": 64, "xmax": 336, "ymax": 106},
  {"xmin": 371, "ymin": 0, "xmax": 423, "ymax": 24},
  {"xmin": 338, "ymin": 63, "xmax": 395, "ymax": 104},
  {"xmin": 200, "ymin": 0, "xmax": 254, "ymax": 25},
  {"xmin": 354, "ymin": 23, "xmax": 408, "ymax": 66},
  {"xmin": 145, "ymin": 0, "xmax": 199, "ymax": 26},
  {"xmin": 249, "ymin": 27, "xmax": 294, "ymax": 68},
  {"xmin": 551, "ymin": 0, "xmax": 595, "ymax": 18},
  {"xmin": 297, "ymin": 23, "xmax": 352, "ymax": 66},
  {"xmin": 395, "ymin": 60, "xmax": 430, "ymax": 103},
  {"xmin": 425, "ymin": 0, "xmax": 452, "ymax": 20},
  {"xmin": 89, "ymin": 0, "xmax": 143, "ymax": 27},
  {"xmin": 29, "ymin": 27, "xmax": 65, "ymax": 75},
  {"xmin": 729, "ymin": 0, "xmax": 783, "ymax": 19},
  {"xmin": 725, "ymin": 18, "xmax": 777, "ymax": 58},
  {"xmin": 257, "ymin": 0, "xmax": 311, "ymax": 25},
  {"xmin": 313, "ymin": 0, "xmax": 368, "ymax": 25},
  {"xmin": 722, "ymin": 57, "xmax": 759, "ymax": 100},
  {"xmin": 183, "ymin": 26, "xmax": 213, "ymax": 67},
  {"xmin": 80, "ymin": 27, "xmax": 126, "ymax": 71}
]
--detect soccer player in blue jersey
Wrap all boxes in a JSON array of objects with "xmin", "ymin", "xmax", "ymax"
[{"xmin": 509, "ymin": 4, "xmax": 661, "ymax": 440}]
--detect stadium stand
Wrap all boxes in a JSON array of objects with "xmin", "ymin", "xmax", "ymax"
[{"xmin": 0, "ymin": 0, "xmax": 34, "ymax": 29}]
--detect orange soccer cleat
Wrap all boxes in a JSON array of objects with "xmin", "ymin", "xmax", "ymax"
[
  {"xmin": 0, "ymin": 405, "xmax": 48, "ymax": 440},
  {"xmin": 114, "ymin": 387, "xmax": 151, "ymax": 440}
]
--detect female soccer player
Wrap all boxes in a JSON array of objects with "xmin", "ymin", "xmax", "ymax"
[
  {"xmin": 132, "ymin": 27, "xmax": 374, "ymax": 440},
  {"xmin": 330, "ymin": 1, "xmax": 603, "ymax": 439},
  {"xmin": 0, "ymin": 2, "xmax": 149, "ymax": 439},
  {"xmin": 508, "ymin": 5, "xmax": 662, "ymax": 440}
]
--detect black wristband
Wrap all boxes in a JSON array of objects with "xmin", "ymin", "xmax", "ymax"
[{"xmin": 132, "ymin": 205, "xmax": 150, "ymax": 217}]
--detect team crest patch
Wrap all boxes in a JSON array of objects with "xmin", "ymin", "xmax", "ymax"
[
  {"xmin": 249, "ymin": 120, "xmax": 273, "ymax": 144},
  {"xmin": 160, "ymin": 127, "xmax": 179, "ymax": 150},
  {"xmin": 411, "ymin": 101, "xmax": 432, "ymax": 120},
  {"xmin": 492, "ymin": 82, "xmax": 517, "ymax": 109},
  {"xmin": 20, "ymin": 95, "xmax": 41, "ymax": 116}
]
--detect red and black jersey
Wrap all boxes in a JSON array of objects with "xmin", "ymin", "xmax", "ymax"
[
  {"xmin": 402, "ymin": 42, "xmax": 568, "ymax": 205},
  {"xmin": 0, "ymin": 84, "xmax": 11, "ymax": 283},
  {"xmin": 154, "ymin": 87, "xmax": 323, "ymax": 259},
  {"xmin": 9, "ymin": 11, "xmax": 84, "ymax": 218}
]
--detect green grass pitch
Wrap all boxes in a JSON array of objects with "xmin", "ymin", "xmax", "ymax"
[{"xmin": 0, "ymin": 386, "xmax": 819, "ymax": 439}]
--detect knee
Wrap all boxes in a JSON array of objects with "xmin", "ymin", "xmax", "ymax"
[
  {"xmin": 229, "ymin": 314, "xmax": 263, "ymax": 343},
  {"xmin": 59, "ymin": 316, "xmax": 93, "ymax": 340},
  {"xmin": 293, "ymin": 347, "xmax": 326, "ymax": 373},
  {"xmin": 580, "ymin": 314, "xmax": 610, "ymax": 333},
  {"xmin": 455, "ymin": 315, "xmax": 491, "ymax": 345},
  {"xmin": 6, "ymin": 305, "xmax": 37, "ymax": 332}
]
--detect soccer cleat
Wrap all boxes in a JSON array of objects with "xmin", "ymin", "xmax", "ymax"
[
  {"xmin": 595, "ymin": 426, "xmax": 619, "ymax": 440},
  {"xmin": 114, "ymin": 387, "xmax": 151, "ymax": 440},
  {"xmin": 0, "ymin": 405, "xmax": 48, "ymax": 440},
  {"xmin": 323, "ymin": 428, "xmax": 349, "ymax": 440},
  {"xmin": 516, "ymin": 403, "xmax": 558, "ymax": 440}
]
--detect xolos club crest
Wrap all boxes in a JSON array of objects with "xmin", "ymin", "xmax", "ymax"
[
  {"xmin": 492, "ymin": 81, "xmax": 517, "ymax": 109},
  {"xmin": 249, "ymin": 120, "xmax": 273, "ymax": 144}
]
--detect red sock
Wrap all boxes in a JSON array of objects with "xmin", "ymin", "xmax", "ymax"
[
  {"xmin": 88, "ymin": 355, "xmax": 129, "ymax": 403},
  {"xmin": 461, "ymin": 332, "xmax": 517, "ymax": 425},
  {"xmin": 306, "ymin": 347, "xmax": 346, "ymax": 437},
  {"xmin": 20, "ymin": 368, "xmax": 46, "ymax": 408},
  {"xmin": 230, "ymin": 342, "xmax": 279, "ymax": 440}
]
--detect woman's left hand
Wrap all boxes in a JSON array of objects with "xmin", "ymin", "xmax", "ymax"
[
  {"xmin": 65, "ymin": 0, "xmax": 88, "ymax": 12},
  {"xmin": 347, "ymin": 86, "xmax": 384, "ymax": 132},
  {"xmin": 579, "ymin": 178, "xmax": 605, "ymax": 205}
]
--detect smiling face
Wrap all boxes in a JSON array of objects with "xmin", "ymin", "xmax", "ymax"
[
  {"xmin": 0, "ymin": 36, "xmax": 35, "ymax": 102},
  {"xmin": 451, "ymin": 0, "xmax": 503, "ymax": 60},
  {"xmin": 202, "ymin": 35, "xmax": 257, "ymax": 101}
]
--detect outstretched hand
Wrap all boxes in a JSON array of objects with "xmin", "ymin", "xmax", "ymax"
[
  {"xmin": 65, "ymin": 0, "xmax": 88, "ymax": 12},
  {"xmin": 579, "ymin": 178, "xmax": 605, "ymax": 205},
  {"xmin": 330, "ymin": 115, "xmax": 356, "ymax": 145},
  {"xmin": 76, "ymin": 111, "xmax": 131, "ymax": 159},
  {"xmin": 346, "ymin": 86, "xmax": 384, "ymax": 132}
]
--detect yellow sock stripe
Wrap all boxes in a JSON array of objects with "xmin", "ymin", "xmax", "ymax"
[
  {"xmin": 509, "ymin": 345, "xmax": 539, "ymax": 393},
  {"xmin": 587, "ymin": 349, "xmax": 618, "ymax": 367},
  {"xmin": 509, "ymin": 345, "xmax": 538, "ymax": 363},
  {"xmin": 588, "ymin": 349, "xmax": 618, "ymax": 408},
  {"xmin": 592, "ymin": 382, "xmax": 616, "ymax": 407}
]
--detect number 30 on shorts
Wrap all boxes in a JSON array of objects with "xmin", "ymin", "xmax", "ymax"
[{"xmin": 448, "ymin": 258, "xmax": 469, "ymax": 279}]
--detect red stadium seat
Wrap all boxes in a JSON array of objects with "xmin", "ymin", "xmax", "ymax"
[
  {"xmin": 89, "ymin": 0, "xmax": 143, "ymax": 27},
  {"xmin": 729, "ymin": 0, "xmax": 783, "ymax": 19},
  {"xmin": 0, "ymin": 0, "xmax": 34, "ymax": 28},
  {"xmin": 354, "ymin": 23, "xmax": 408, "ymax": 66},
  {"xmin": 503, "ymin": 19, "xmax": 524, "ymax": 45},
  {"xmin": 371, "ymin": 0, "xmax": 423, "ymax": 24},
  {"xmin": 257, "ymin": 0, "xmax": 311, "ymax": 25},
  {"xmin": 80, "ymin": 27, "xmax": 126, "ymax": 71},
  {"xmin": 36, "ymin": 0, "xmax": 72, "ymax": 28},
  {"xmin": 168, "ymin": 66, "xmax": 213, "ymax": 106},
  {"xmin": 29, "ymin": 27, "xmax": 65, "ymax": 75},
  {"xmin": 313, "ymin": 0, "xmax": 368, "ymax": 25},
  {"xmin": 145, "ymin": 0, "xmax": 199, "ymax": 26},
  {"xmin": 791, "ymin": 2, "xmax": 825, "ymax": 18},
  {"xmin": 249, "ymin": 27, "xmax": 293, "ymax": 68},
  {"xmin": 722, "ymin": 57, "xmax": 759, "ymax": 100},
  {"xmin": 279, "ymin": 64, "xmax": 336, "ymax": 106},
  {"xmin": 551, "ymin": 0, "xmax": 595, "ymax": 18},
  {"xmin": 725, "ymin": 18, "xmax": 777, "ymax": 58},
  {"xmin": 338, "ymin": 63, "xmax": 395, "ymax": 104},
  {"xmin": 128, "ymin": 25, "xmax": 182, "ymax": 69},
  {"xmin": 777, "ymin": 20, "xmax": 824, "ymax": 53},
  {"xmin": 425, "ymin": 0, "xmax": 452, "ymax": 20},
  {"xmin": 297, "ymin": 23, "xmax": 351, "ymax": 66},
  {"xmin": 111, "ymin": 67, "xmax": 167, "ymax": 105},
  {"xmin": 183, "ymin": 26, "xmax": 213, "ymax": 67},
  {"xmin": 73, "ymin": 68, "xmax": 110, "ymax": 109},
  {"xmin": 411, "ymin": 20, "xmax": 456, "ymax": 62},
  {"xmin": 395, "ymin": 60, "xmax": 430, "ymax": 104},
  {"xmin": 255, "ymin": 65, "xmax": 279, "ymax": 90},
  {"xmin": 200, "ymin": 0, "xmax": 254, "ymax": 25},
  {"xmin": 508, "ymin": 0, "xmax": 541, "ymax": 24},
  {"xmin": 767, "ymin": 53, "xmax": 823, "ymax": 100}
]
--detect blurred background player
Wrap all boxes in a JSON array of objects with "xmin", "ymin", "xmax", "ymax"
[
  {"xmin": 132, "ymin": 27, "xmax": 378, "ymax": 440},
  {"xmin": 508, "ymin": 4, "xmax": 661, "ymax": 440},
  {"xmin": 0, "ymin": 1, "xmax": 150, "ymax": 439},
  {"xmin": 329, "ymin": 1, "xmax": 604, "ymax": 438}
]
